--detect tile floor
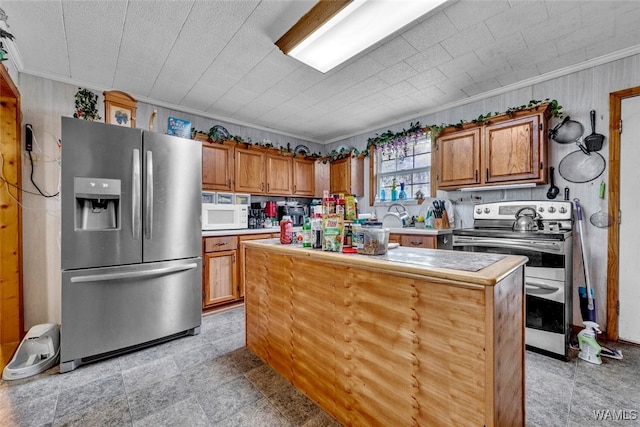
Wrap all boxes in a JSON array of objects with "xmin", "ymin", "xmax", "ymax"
[{"xmin": 0, "ymin": 305, "xmax": 638, "ymax": 426}]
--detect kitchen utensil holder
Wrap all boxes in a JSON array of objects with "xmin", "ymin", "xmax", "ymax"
[{"xmin": 434, "ymin": 212, "xmax": 450, "ymax": 229}]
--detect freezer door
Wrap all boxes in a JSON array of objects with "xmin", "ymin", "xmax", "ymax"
[
  {"xmin": 60, "ymin": 258, "xmax": 202, "ymax": 366},
  {"xmin": 142, "ymin": 131, "xmax": 202, "ymax": 262},
  {"xmin": 61, "ymin": 117, "xmax": 143, "ymax": 270}
]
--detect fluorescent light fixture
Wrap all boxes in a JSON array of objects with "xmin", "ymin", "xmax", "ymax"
[{"xmin": 276, "ymin": 0, "xmax": 447, "ymax": 73}]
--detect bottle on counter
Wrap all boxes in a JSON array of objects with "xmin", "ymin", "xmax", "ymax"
[
  {"xmin": 302, "ymin": 217, "xmax": 312, "ymax": 248},
  {"xmin": 391, "ymin": 178, "xmax": 398, "ymax": 201},
  {"xmin": 336, "ymin": 197, "xmax": 345, "ymax": 218},
  {"xmin": 399, "ymin": 182, "xmax": 407, "ymax": 200},
  {"xmin": 311, "ymin": 213, "xmax": 323, "ymax": 249},
  {"xmin": 322, "ymin": 190, "xmax": 335, "ymax": 215},
  {"xmin": 280, "ymin": 215, "xmax": 293, "ymax": 244}
]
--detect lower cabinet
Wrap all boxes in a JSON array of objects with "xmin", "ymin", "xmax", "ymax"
[
  {"xmin": 203, "ymin": 236, "xmax": 238, "ymax": 309},
  {"xmin": 391, "ymin": 233, "xmax": 452, "ymax": 250},
  {"xmin": 203, "ymin": 233, "xmax": 277, "ymax": 310},
  {"xmin": 399, "ymin": 234, "xmax": 437, "ymax": 249}
]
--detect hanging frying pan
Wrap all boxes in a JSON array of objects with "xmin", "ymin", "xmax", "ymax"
[
  {"xmin": 549, "ymin": 116, "xmax": 584, "ymax": 144},
  {"xmin": 558, "ymin": 150, "xmax": 606, "ymax": 183}
]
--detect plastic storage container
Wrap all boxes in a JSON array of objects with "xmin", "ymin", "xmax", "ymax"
[{"xmin": 356, "ymin": 223, "xmax": 389, "ymax": 255}]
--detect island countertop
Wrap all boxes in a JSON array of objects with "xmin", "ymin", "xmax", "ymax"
[
  {"xmin": 241, "ymin": 238, "xmax": 526, "ymax": 287},
  {"xmin": 242, "ymin": 238, "xmax": 527, "ymax": 426}
]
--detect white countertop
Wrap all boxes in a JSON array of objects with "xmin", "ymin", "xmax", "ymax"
[
  {"xmin": 202, "ymin": 227, "xmax": 301, "ymax": 237},
  {"xmin": 386, "ymin": 227, "xmax": 453, "ymax": 235},
  {"xmin": 203, "ymin": 226, "xmax": 451, "ymax": 237}
]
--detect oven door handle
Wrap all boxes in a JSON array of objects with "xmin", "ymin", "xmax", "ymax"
[
  {"xmin": 525, "ymin": 279, "xmax": 561, "ymax": 294},
  {"xmin": 453, "ymin": 237, "xmax": 562, "ymax": 253}
]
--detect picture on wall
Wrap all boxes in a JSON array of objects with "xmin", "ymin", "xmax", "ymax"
[{"xmin": 104, "ymin": 90, "xmax": 137, "ymax": 128}]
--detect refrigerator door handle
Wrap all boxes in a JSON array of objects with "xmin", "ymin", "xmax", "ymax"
[
  {"xmin": 145, "ymin": 150, "xmax": 153, "ymax": 240},
  {"xmin": 132, "ymin": 149, "xmax": 141, "ymax": 240},
  {"xmin": 70, "ymin": 262, "xmax": 199, "ymax": 283}
]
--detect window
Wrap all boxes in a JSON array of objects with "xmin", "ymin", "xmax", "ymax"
[{"xmin": 376, "ymin": 133, "xmax": 432, "ymax": 200}]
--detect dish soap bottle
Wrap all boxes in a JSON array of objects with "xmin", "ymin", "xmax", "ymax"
[{"xmin": 399, "ymin": 182, "xmax": 407, "ymax": 200}]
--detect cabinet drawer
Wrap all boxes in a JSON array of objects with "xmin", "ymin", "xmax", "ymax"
[
  {"xmin": 399, "ymin": 235, "xmax": 436, "ymax": 249},
  {"xmin": 204, "ymin": 236, "xmax": 238, "ymax": 252}
]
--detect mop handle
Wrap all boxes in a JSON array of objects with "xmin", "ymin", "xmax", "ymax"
[{"xmin": 574, "ymin": 198, "xmax": 594, "ymax": 310}]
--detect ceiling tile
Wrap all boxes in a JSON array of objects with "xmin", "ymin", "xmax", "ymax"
[
  {"xmin": 406, "ymin": 68, "xmax": 448, "ymax": 90},
  {"xmin": 404, "ymin": 44, "xmax": 453, "ymax": 73},
  {"xmin": 368, "ymin": 35, "xmax": 419, "ymax": 67},
  {"xmin": 521, "ymin": 9, "xmax": 582, "ymax": 48},
  {"xmin": 180, "ymin": 82, "xmax": 226, "ymax": 111},
  {"xmin": 440, "ymin": 23, "xmax": 495, "ymax": 58},
  {"xmin": 580, "ymin": 0, "xmax": 640, "ymax": 27},
  {"xmin": 462, "ymin": 78, "xmax": 502, "ymax": 97},
  {"xmin": 466, "ymin": 62, "xmax": 513, "ymax": 84},
  {"xmin": 507, "ymin": 43, "xmax": 559, "ymax": 70},
  {"xmin": 443, "ymin": 0, "xmax": 510, "ymax": 31},
  {"xmin": 437, "ymin": 52, "xmax": 484, "ymax": 79},
  {"xmin": 382, "ymin": 81, "xmax": 419, "ymax": 99},
  {"xmin": 495, "ymin": 66, "xmax": 540, "ymax": 86},
  {"xmin": 536, "ymin": 48, "xmax": 587, "ymax": 75},
  {"xmin": 401, "ymin": 11, "xmax": 457, "ymax": 51},
  {"xmin": 555, "ymin": 18, "xmax": 616, "ymax": 55},
  {"xmin": 376, "ymin": 62, "xmax": 419, "ymax": 86},
  {"xmin": 485, "ymin": 1, "xmax": 548, "ymax": 40},
  {"xmin": 474, "ymin": 33, "xmax": 527, "ymax": 65}
]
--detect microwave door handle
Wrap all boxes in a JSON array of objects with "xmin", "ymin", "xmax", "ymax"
[
  {"xmin": 132, "ymin": 149, "xmax": 141, "ymax": 240},
  {"xmin": 145, "ymin": 150, "xmax": 153, "ymax": 240}
]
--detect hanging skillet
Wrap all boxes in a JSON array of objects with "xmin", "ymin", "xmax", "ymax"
[
  {"xmin": 549, "ymin": 116, "xmax": 585, "ymax": 144},
  {"xmin": 558, "ymin": 149, "xmax": 606, "ymax": 183}
]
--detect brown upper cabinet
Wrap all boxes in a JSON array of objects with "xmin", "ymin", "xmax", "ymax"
[
  {"xmin": 201, "ymin": 139, "xmax": 234, "ymax": 191},
  {"xmin": 234, "ymin": 147, "xmax": 266, "ymax": 194},
  {"xmin": 292, "ymin": 157, "xmax": 315, "ymax": 196},
  {"xmin": 330, "ymin": 155, "xmax": 364, "ymax": 196},
  {"xmin": 435, "ymin": 104, "xmax": 551, "ymax": 190},
  {"xmin": 265, "ymin": 152, "xmax": 293, "ymax": 195}
]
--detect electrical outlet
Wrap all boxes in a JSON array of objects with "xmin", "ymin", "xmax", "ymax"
[{"xmin": 24, "ymin": 152, "xmax": 38, "ymax": 166}]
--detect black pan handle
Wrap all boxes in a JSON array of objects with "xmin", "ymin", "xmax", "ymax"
[{"xmin": 590, "ymin": 110, "xmax": 596, "ymax": 133}]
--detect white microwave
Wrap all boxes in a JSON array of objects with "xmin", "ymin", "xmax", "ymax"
[{"xmin": 202, "ymin": 203, "xmax": 248, "ymax": 230}]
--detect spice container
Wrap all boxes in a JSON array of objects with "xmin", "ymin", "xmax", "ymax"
[{"xmin": 356, "ymin": 222, "xmax": 389, "ymax": 255}]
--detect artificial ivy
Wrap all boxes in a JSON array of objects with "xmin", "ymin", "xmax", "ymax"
[
  {"xmin": 427, "ymin": 98, "xmax": 563, "ymax": 136},
  {"xmin": 73, "ymin": 88, "xmax": 101, "ymax": 121}
]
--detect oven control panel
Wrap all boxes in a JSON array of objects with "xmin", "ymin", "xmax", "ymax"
[{"xmin": 473, "ymin": 200, "xmax": 573, "ymax": 221}]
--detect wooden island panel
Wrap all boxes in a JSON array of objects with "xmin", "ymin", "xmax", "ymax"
[{"xmin": 244, "ymin": 243, "xmax": 525, "ymax": 426}]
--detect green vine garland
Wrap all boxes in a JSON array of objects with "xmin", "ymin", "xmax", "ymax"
[{"xmin": 192, "ymin": 99, "xmax": 563, "ymax": 162}]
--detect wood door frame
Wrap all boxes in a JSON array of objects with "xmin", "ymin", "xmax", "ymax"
[
  {"xmin": 0, "ymin": 64, "xmax": 23, "ymax": 351},
  {"xmin": 606, "ymin": 85, "xmax": 640, "ymax": 340}
]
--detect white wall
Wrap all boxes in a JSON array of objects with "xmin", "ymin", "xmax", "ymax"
[{"xmin": 330, "ymin": 53, "xmax": 640, "ymax": 330}]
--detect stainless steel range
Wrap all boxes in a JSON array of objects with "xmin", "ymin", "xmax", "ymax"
[{"xmin": 453, "ymin": 200, "xmax": 573, "ymax": 360}]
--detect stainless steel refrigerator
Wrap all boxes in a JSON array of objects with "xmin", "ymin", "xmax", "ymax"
[{"xmin": 60, "ymin": 117, "xmax": 202, "ymax": 373}]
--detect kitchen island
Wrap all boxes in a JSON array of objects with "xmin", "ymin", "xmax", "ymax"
[{"xmin": 242, "ymin": 240, "xmax": 527, "ymax": 426}]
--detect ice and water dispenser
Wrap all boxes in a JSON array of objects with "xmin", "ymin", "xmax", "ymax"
[{"xmin": 74, "ymin": 177, "xmax": 121, "ymax": 230}]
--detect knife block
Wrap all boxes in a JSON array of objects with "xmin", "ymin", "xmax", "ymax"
[{"xmin": 434, "ymin": 211, "xmax": 450, "ymax": 229}]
